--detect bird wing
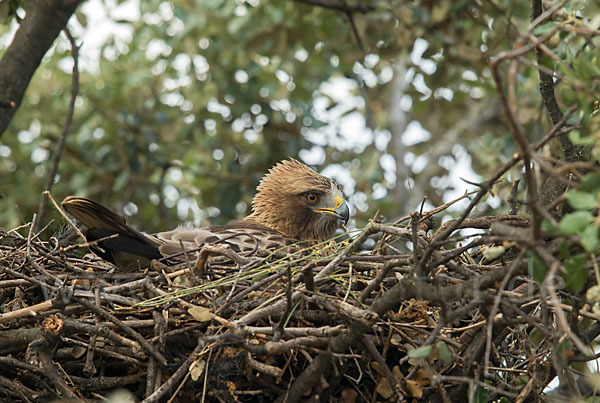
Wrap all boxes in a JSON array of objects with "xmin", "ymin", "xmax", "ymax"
[
  {"xmin": 156, "ymin": 220, "xmax": 301, "ymax": 258},
  {"xmin": 61, "ymin": 197, "xmax": 301, "ymax": 271}
]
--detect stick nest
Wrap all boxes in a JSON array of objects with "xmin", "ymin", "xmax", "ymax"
[{"xmin": 0, "ymin": 206, "xmax": 583, "ymax": 402}]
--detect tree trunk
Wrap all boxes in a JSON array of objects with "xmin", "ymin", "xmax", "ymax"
[{"xmin": 0, "ymin": 0, "xmax": 83, "ymax": 137}]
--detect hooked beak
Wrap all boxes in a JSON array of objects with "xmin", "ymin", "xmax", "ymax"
[{"xmin": 316, "ymin": 195, "xmax": 350, "ymax": 225}]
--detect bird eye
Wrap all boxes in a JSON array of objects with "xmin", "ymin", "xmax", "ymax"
[{"xmin": 305, "ymin": 193, "xmax": 319, "ymax": 204}]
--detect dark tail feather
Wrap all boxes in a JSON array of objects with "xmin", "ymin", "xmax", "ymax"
[{"xmin": 61, "ymin": 196, "xmax": 161, "ymax": 269}]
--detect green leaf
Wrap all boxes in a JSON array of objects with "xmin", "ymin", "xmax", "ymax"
[
  {"xmin": 559, "ymin": 211, "xmax": 593, "ymax": 235},
  {"xmin": 533, "ymin": 22, "xmax": 558, "ymax": 35},
  {"xmin": 528, "ymin": 327, "xmax": 544, "ymax": 347},
  {"xmin": 581, "ymin": 225, "xmax": 600, "ymax": 253},
  {"xmin": 581, "ymin": 173, "xmax": 600, "ymax": 192},
  {"xmin": 472, "ymin": 385, "xmax": 489, "ymax": 403},
  {"xmin": 436, "ymin": 341, "xmax": 452, "ymax": 363},
  {"xmin": 528, "ymin": 251, "xmax": 548, "ymax": 283},
  {"xmin": 563, "ymin": 254, "xmax": 588, "ymax": 292},
  {"xmin": 569, "ymin": 129, "xmax": 595, "ymax": 146},
  {"xmin": 482, "ymin": 245, "xmax": 506, "ymax": 261},
  {"xmin": 567, "ymin": 191, "xmax": 598, "ymax": 210},
  {"xmin": 542, "ymin": 219, "xmax": 559, "ymax": 235},
  {"xmin": 408, "ymin": 345, "xmax": 432, "ymax": 359}
]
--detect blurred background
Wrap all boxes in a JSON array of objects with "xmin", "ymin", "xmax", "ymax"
[{"xmin": 1, "ymin": 0, "xmax": 594, "ymax": 232}]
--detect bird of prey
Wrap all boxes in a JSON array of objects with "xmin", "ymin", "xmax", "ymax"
[{"xmin": 61, "ymin": 159, "xmax": 350, "ymax": 271}]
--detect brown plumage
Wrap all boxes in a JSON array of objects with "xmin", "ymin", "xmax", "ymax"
[{"xmin": 61, "ymin": 159, "xmax": 350, "ymax": 270}]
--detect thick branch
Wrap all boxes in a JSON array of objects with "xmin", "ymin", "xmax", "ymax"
[
  {"xmin": 370, "ymin": 260, "xmax": 527, "ymax": 317},
  {"xmin": 531, "ymin": 0, "xmax": 564, "ymax": 128},
  {"xmin": 292, "ymin": 0, "xmax": 374, "ymax": 14},
  {"xmin": 0, "ymin": 0, "xmax": 83, "ymax": 137},
  {"xmin": 532, "ymin": 0, "xmax": 588, "ymax": 166}
]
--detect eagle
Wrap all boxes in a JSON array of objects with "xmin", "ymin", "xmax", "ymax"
[{"xmin": 61, "ymin": 159, "xmax": 350, "ymax": 270}]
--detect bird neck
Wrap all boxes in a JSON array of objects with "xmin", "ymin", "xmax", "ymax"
[{"xmin": 243, "ymin": 211, "xmax": 289, "ymax": 236}]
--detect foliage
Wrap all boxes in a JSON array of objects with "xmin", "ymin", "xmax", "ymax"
[{"xmin": 2, "ymin": 0, "xmax": 595, "ymax": 230}]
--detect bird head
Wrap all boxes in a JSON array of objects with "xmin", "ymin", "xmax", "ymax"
[{"xmin": 248, "ymin": 159, "xmax": 350, "ymax": 241}]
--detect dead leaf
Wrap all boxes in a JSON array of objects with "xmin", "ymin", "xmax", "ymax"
[
  {"xmin": 414, "ymin": 368, "xmax": 431, "ymax": 385},
  {"xmin": 189, "ymin": 358, "xmax": 205, "ymax": 381},
  {"xmin": 406, "ymin": 379, "xmax": 423, "ymax": 398},
  {"xmin": 188, "ymin": 306, "xmax": 212, "ymax": 322},
  {"xmin": 71, "ymin": 346, "xmax": 86, "ymax": 359},
  {"xmin": 392, "ymin": 365, "xmax": 404, "ymax": 381},
  {"xmin": 376, "ymin": 376, "xmax": 393, "ymax": 399},
  {"xmin": 72, "ymin": 267, "xmax": 94, "ymax": 288},
  {"xmin": 371, "ymin": 361, "xmax": 384, "ymax": 376},
  {"xmin": 390, "ymin": 333, "xmax": 402, "ymax": 346},
  {"xmin": 173, "ymin": 275, "xmax": 187, "ymax": 286},
  {"xmin": 341, "ymin": 387, "xmax": 357, "ymax": 403}
]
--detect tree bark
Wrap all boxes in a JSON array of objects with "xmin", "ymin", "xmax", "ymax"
[
  {"xmin": 531, "ymin": 0, "xmax": 587, "ymax": 209},
  {"xmin": 0, "ymin": 0, "xmax": 83, "ymax": 137}
]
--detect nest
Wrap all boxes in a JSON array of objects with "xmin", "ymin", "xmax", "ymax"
[{"xmin": 0, "ymin": 203, "xmax": 572, "ymax": 402}]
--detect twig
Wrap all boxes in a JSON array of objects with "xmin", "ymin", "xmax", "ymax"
[
  {"xmin": 45, "ymin": 191, "xmax": 87, "ymax": 243},
  {"xmin": 247, "ymin": 353, "xmax": 284, "ymax": 377},
  {"xmin": 275, "ymin": 265, "xmax": 294, "ymax": 341},
  {"xmin": 392, "ymin": 189, "xmax": 481, "ymax": 225},
  {"xmin": 483, "ymin": 250, "xmax": 526, "ymax": 378},
  {"xmin": 314, "ymin": 224, "xmax": 375, "ymax": 283},
  {"xmin": 38, "ymin": 349, "xmax": 78, "ymax": 400},
  {"xmin": 0, "ymin": 376, "xmax": 34, "ymax": 402},
  {"xmin": 431, "ymin": 375, "xmax": 518, "ymax": 399},
  {"xmin": 302, "ymin": 263, "xmax": 315, "ymax": 292},
  {"xmin": 491, "ymin": 43, "xmax": 543, "ymax": 240},
  {"xmin": 142, "ymin": 343, "xmax": 203, "ymax": 403},
  {"xmin": 410, "ymin": 212, "xmax": 421, "ymax": 277},
  {"xmin": 508, "ymin": 179, "xmax": 520, "ymax": 215},
  {"xmin": 74, "ymin": 297, "xmax": 167, "ymax": 366},
  {"xmin": 83, "ymin": 286, "xmax": 101, "ymax": 376},
  {"xmin": 359, "ymin": 258, "xmax": 409, "ymax": 302},
  {"xmin": 292, "ymin": 0, "xmax": 374, "ymax": 14},
  {"xmin": 239, "ymin": 325, "xmax": 344, "ymax": 337},
  {"xmin": 35, "ymin": 27, "xmax": 80, "ymax": 232},
  {"xmin": 534, "ymin": 246, "xmax": 590, "ymax": 354},
  {"xmin": 346, "ymin": 10, "xmax": 364, "ymax": 52},
  {"xmin": 0, "ymin": 300, "xmax": 53, "ymax": 324},
  {"xmin": 63, "ymin": 337, "xmax": 143, "ymax": 365},
  {"xmin": 215, "ymin": 268, "xmax": 288, "ymax": 315},
  {"xmin": 362, "ymin": 334, "xmax": 399, "ymax": 398},
  {"xmin": 61, "ymin": 318, "xmax": 143, "ymax": 352}
]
